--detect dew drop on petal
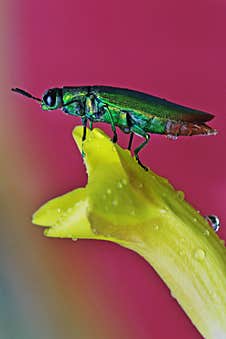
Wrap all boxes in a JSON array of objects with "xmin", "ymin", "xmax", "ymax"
[
  {"xmin": 122, "ymin": 178, "xmax": 127, "ymax": 185},
  {"xmin": 170, "ymin": 290, "xmax": 176, "ymax": 299},
  {"xmin": 112, "ymin": 199, "xmax": 118, "ymax": 206},
  {"xmin": 177, "ymin": 191, "xmax": 185, "ymax": 200},
  {"xmin": 112, "ymin": 145, "xmax": 116, "ymax": 152},
  {"xmin": 179, "ymin": 249, "xmax": 185, "ymax": 256},
  {"xmin": 194, "ymin": 248, "xmax": 206, "ymax": 261},
  {"xmin": 57, "ymin": 208, "xmax": 61, "ymax": 213},
  {"xmin": 203, "ymin": 229, "xmax": 210, "ymax": 237},
  {"xmin": 107, "ymin": 188, "xmax": 112, "ymax": 195},
  {"xmin": 117, "ymin": 181, "xmax": 123, "ymax": 189},
  {"xmin": 205, "ymin": 215, "xmax": 220, "ymax": 232}
]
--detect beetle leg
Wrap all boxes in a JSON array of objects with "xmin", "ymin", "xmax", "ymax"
[
  {"xmin": 90, "ymin": 94, "xmax": 118, "ymax": 142},
  {"xmin": 104, "ymin": 104, "xmax": 118, "ymax": 143},
  {"xmin": 128, "ymin": 132, "xmax": 134, "ymax": 150},
  {"xmin": 82, "ymin": 117, "xmax": 87, "ymax": 141},
  {"xmin": 134, "ymin": 134, "xmax": 150, "ymax": 171},
  {"xmin": 125, "ymin": 112, "xmax": 134, "ymax": 150},
  {"xmin": 81, "ymin": 117, "xmax": 87, "ymax": 158}
]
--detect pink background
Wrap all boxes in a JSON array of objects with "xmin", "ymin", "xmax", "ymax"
[{"xmin": 1, "ymin": 0, "xmax": 226, "ymax": 338}]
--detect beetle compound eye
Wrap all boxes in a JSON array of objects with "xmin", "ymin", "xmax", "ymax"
[
  {"xmin": 43, "ymin": 91, "xmax": 57, "ymax": 107},
  {"xmin": 43, "ymin": 93, "xmax": 56, "ymax": 107},
  {"xmin": 42, "ymin": 88, "xmax": 63, "ymax": 110}
]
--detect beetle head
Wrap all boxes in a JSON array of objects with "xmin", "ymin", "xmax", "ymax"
[
  {"xmin": 11, "ymin": 87, "xmax": 63, "ymax": 111},
  {"xmin": 42, "ymin": 88, "xmax": 63, "ymax": 110}
]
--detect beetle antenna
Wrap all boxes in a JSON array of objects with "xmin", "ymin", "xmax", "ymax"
[{"xmin": 11, "ymin": 88, "xmax": 42, "ymax": 102}]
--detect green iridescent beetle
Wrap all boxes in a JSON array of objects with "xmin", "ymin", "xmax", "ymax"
[{"xmin": 12, "ymin": 86, "xmax": 217, "ymax": 170}]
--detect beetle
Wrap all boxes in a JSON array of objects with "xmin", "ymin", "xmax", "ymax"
[{"xmin": 12, "ymin": 85, "xmax": 217, "ymax": 170}]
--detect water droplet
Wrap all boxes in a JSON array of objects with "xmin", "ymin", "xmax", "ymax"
[
  {"xmin": 57, "ymin": 208, "xmax": 61, "ymax": 213},
  {"xmin": 112, "ymin": 199, "xmax": 118, "ymax": 206},
  {"xmin": 112, "ymin": 145, "xmax": 116, "ymax": 152},
  {"xmin": 179, "ymin": 249, "xmax": 185, "ymax": 256},
  {"xmin": 160, "ymin": 209, "xmax": 167, "ymax": 214},
  {"xmin": 207, "ymin": 129, "xmax": 218, "ymax": 136},
  {"xmin": 107, "ymin": 188, "xmax": 112, "ymax": 195},
  {"xmin": 193, "ymin": 218, "xmax": 197, "ymax": 222},
  {"xmin": 122, "ymin": 178, "xmax": 127, "ymax": 185},
  {"xmin": 167, "ymin": 134, "xmax": 178, "ymax": 140},
  {"xmin": 117, "ymin": 181, "xmax": 123, "ymax": 189},
  {"xmin": 170, "ymin": 290, "xmax": 176, "ymax": 299},
  {"xmin": 205, "ymin": 215, "xmax": 220, "ymax": 232},
  {"xmin": 72, "ymin": 238, "xmax": 78, "ymax": 242},
  {"xmin": 153, "ymin": 224, "xmax": 159, "ymax": 231},
  {"xmin": 203, "ymin": 229, "xmax": 210, "ymax": 237},
  {"xmin": 194, "ymin": 248, "xmax": 206, "ymax": 261},
  {"xmin": 177, "ymin": 191, "xmax": 184, "ymax": 200}
]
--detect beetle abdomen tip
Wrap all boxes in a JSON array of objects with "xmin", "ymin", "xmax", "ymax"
[{"xmin": 166, "ymin": 121, "xmax": 217, "ymax": 136}]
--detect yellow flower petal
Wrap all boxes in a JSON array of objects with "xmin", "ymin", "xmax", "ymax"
[{"xmin": 33, "ymin": 127, "xmax": 226, "ymax": 338}]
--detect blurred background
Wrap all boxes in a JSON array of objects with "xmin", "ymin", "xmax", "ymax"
[{"xmin": 1, "ymin": 0, "xmax": 226, "ymax": 338}]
